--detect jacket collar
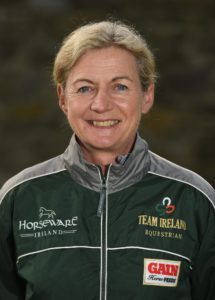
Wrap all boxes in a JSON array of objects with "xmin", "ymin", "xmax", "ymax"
[{"xmin": 62, "ymin": 134, "xmax": 150, "ymax": 193}]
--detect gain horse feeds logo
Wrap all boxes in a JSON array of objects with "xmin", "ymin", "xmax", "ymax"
[{"xmin": 143, "ymin": 259, "xmax": 181, "ymax": 287}]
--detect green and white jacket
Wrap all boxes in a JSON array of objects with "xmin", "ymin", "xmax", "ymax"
[{"xmin": 0, "ymin": 135, "xmax": 215, "ymax": 300}]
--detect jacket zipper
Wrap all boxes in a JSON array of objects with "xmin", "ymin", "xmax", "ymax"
[{"xmin": 97, "ymin": 165, "xmax": 111, "ymax": 300}]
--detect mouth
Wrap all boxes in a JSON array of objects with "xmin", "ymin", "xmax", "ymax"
[{"xmin": 88, "ymin": 120, "xmax": 120, "ymax": 128}]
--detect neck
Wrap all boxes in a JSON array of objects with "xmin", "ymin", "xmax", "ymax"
[
  {"xmin": 76, "ymin": 135, "xmax": 137, "ymax": 175},
  {"xmin": 80, "ymin": 147, "xmax": 118, "ymax": 174}
]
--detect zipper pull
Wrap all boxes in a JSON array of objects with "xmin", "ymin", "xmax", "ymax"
[
  {"xmin": 96, "ymin": 164, "xmax": 111, "ymax": 217},
  {"xmin": 97, "ymin": 183, "xmax": 106, "ymax": 217}
]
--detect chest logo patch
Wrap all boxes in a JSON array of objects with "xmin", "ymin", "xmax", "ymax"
[
  {"xmin": 155, "ymin": 197, "xmax": 176, "ymax": 216},
  {"xmin": 143, "ymin": 259, "xmax": 181, "ymax": 287},
  {"xmin": 18, "ymin": 207, "xmax": 78, "ymax": 239}
]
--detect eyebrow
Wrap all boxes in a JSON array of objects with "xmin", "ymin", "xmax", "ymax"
[
  {"xmin": 73, "ymin": 78, "xmax": 94, "ymax": 85},
  {"xmin": 112, "ymin": 76, "xmax": 133, "ymax": 82},
  {"xmin": 73, "ymin": 76, "xmax": 133, "ymax": 85}
]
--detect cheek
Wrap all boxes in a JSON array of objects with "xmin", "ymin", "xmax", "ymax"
[
  {"xmin": 128, "ymin": 102, "xmax": 143, "ymax": 127},
  {"xmin": 121, "ymin": 98, "xmax": 143, "ymax": 118},
  {"xmin": 67, "ymin": 100, "xmax": 84, "ymax": 117},
  {"xmin": 66, "ymin": 102, "xmax": 89, "ymax": 130}
]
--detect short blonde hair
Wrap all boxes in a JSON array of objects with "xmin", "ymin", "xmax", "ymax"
[{"xmin": 53, "ymin": 20, "xmax": 156, "ymax": 91}]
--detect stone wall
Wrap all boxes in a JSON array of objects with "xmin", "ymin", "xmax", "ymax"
[{"xmin": 0, "ymin": 0, "xmax": 214, "ymax": 186}]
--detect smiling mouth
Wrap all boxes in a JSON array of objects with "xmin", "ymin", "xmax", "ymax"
[{"xmin": 88, "ymin": 120, "xmax": 120, "ymax": 127}]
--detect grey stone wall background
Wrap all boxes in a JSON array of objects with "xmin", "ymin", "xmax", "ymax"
[{"xmin": 0, "ymin": 0, "xmax": 214, "ymax": 187}]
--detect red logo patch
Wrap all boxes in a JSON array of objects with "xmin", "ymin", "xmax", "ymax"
[{"xmin": 143, "ymin": 259, "xmax": 181, "ymax": 287}]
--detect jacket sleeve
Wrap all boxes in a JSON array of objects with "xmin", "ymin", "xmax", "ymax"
[
  {"xmin": 0, "ymin": 191, "xmax": 25, "ymax": 300},
  {"xmin": 191, "ymin": 196, "xmax": 215, "ymax": 300}
]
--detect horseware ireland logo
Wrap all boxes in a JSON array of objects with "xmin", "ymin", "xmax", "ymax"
[
  {"xmin": 155, "ymin": 197, "xmax": 176, "ymax": 216},
  {"xmin": 18, "ymin": 206, "xmax": 78, "ymax": 238},
  {"xmin": 39, "ymin": 207, "xmax": 56, "ymax": 219}
]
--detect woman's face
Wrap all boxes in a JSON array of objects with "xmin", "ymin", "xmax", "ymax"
[{"xmin": 58, "ymin": 46, "xmax": 154, "ymax": 159}]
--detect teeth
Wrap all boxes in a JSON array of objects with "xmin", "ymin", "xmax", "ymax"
[{"xmin": 92, "ymin": 120, "xmax": 119, "ymax": 127}]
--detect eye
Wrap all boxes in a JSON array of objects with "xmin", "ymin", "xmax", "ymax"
[
  {"xmin": 115, "ymin": 84, "xmax": 128, "ymax": 92},
  {"xmin": 77, "ymin": 86, "xmax": 92, "ymax": 94}
]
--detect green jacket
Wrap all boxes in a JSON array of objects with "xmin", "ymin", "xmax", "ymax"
[{"xmin": 0, "ymin": 135, "xmax": 215, "ymax": 300}]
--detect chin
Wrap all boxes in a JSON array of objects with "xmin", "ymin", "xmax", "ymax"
[
  {"xmin": 91, "ymin": 142, "xmax": 115, "ymax": 150},
  {"xmin": 87, "ymin": 139, "xmax": 117, "ymax": 151}
]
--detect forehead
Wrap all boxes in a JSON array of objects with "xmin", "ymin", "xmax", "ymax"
[{"xmin": 67, "ymin": 46, "xmax": 140, "ymax": 83}]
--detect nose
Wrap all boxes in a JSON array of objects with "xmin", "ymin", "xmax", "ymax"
[{"xmin": 90, "ymin": 88, "xmax": 113, "ymax": 113}]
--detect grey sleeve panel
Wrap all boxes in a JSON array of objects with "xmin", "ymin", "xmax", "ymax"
[
  {"xmin": 0, "ymin": 156, "xmax": 66, "ymax": 205},
  {"xmin": 149, "ymin": 151, "xmax": 215, "ymax": 209}
]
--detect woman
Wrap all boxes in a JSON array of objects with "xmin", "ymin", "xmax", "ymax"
[{"xmin": 0, "ymin": 20, "xmax": 214, "ymax": 300}]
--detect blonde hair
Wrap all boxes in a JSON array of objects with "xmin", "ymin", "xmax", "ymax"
[{"xmin": 53, "ymin": 20, "xmax": 156, "ymax": 91}]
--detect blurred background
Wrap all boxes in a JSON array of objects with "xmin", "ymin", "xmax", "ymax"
[{"xmin": 0, "ymin": 0, "xmax": 214, "ymax": 187}]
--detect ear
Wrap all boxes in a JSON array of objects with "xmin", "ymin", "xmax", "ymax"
[
  {"xmin": 57, "ymin": 84, "xmax": 68, "ymax": 115},
  {"xmin": 141, "ymin": 83, "xmax": 154, "ymax": 114}
]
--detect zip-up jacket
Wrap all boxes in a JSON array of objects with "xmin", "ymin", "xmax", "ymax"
[{"xmin": 0, "ymin": 135, "xmax": 215, "ymax": 300}]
